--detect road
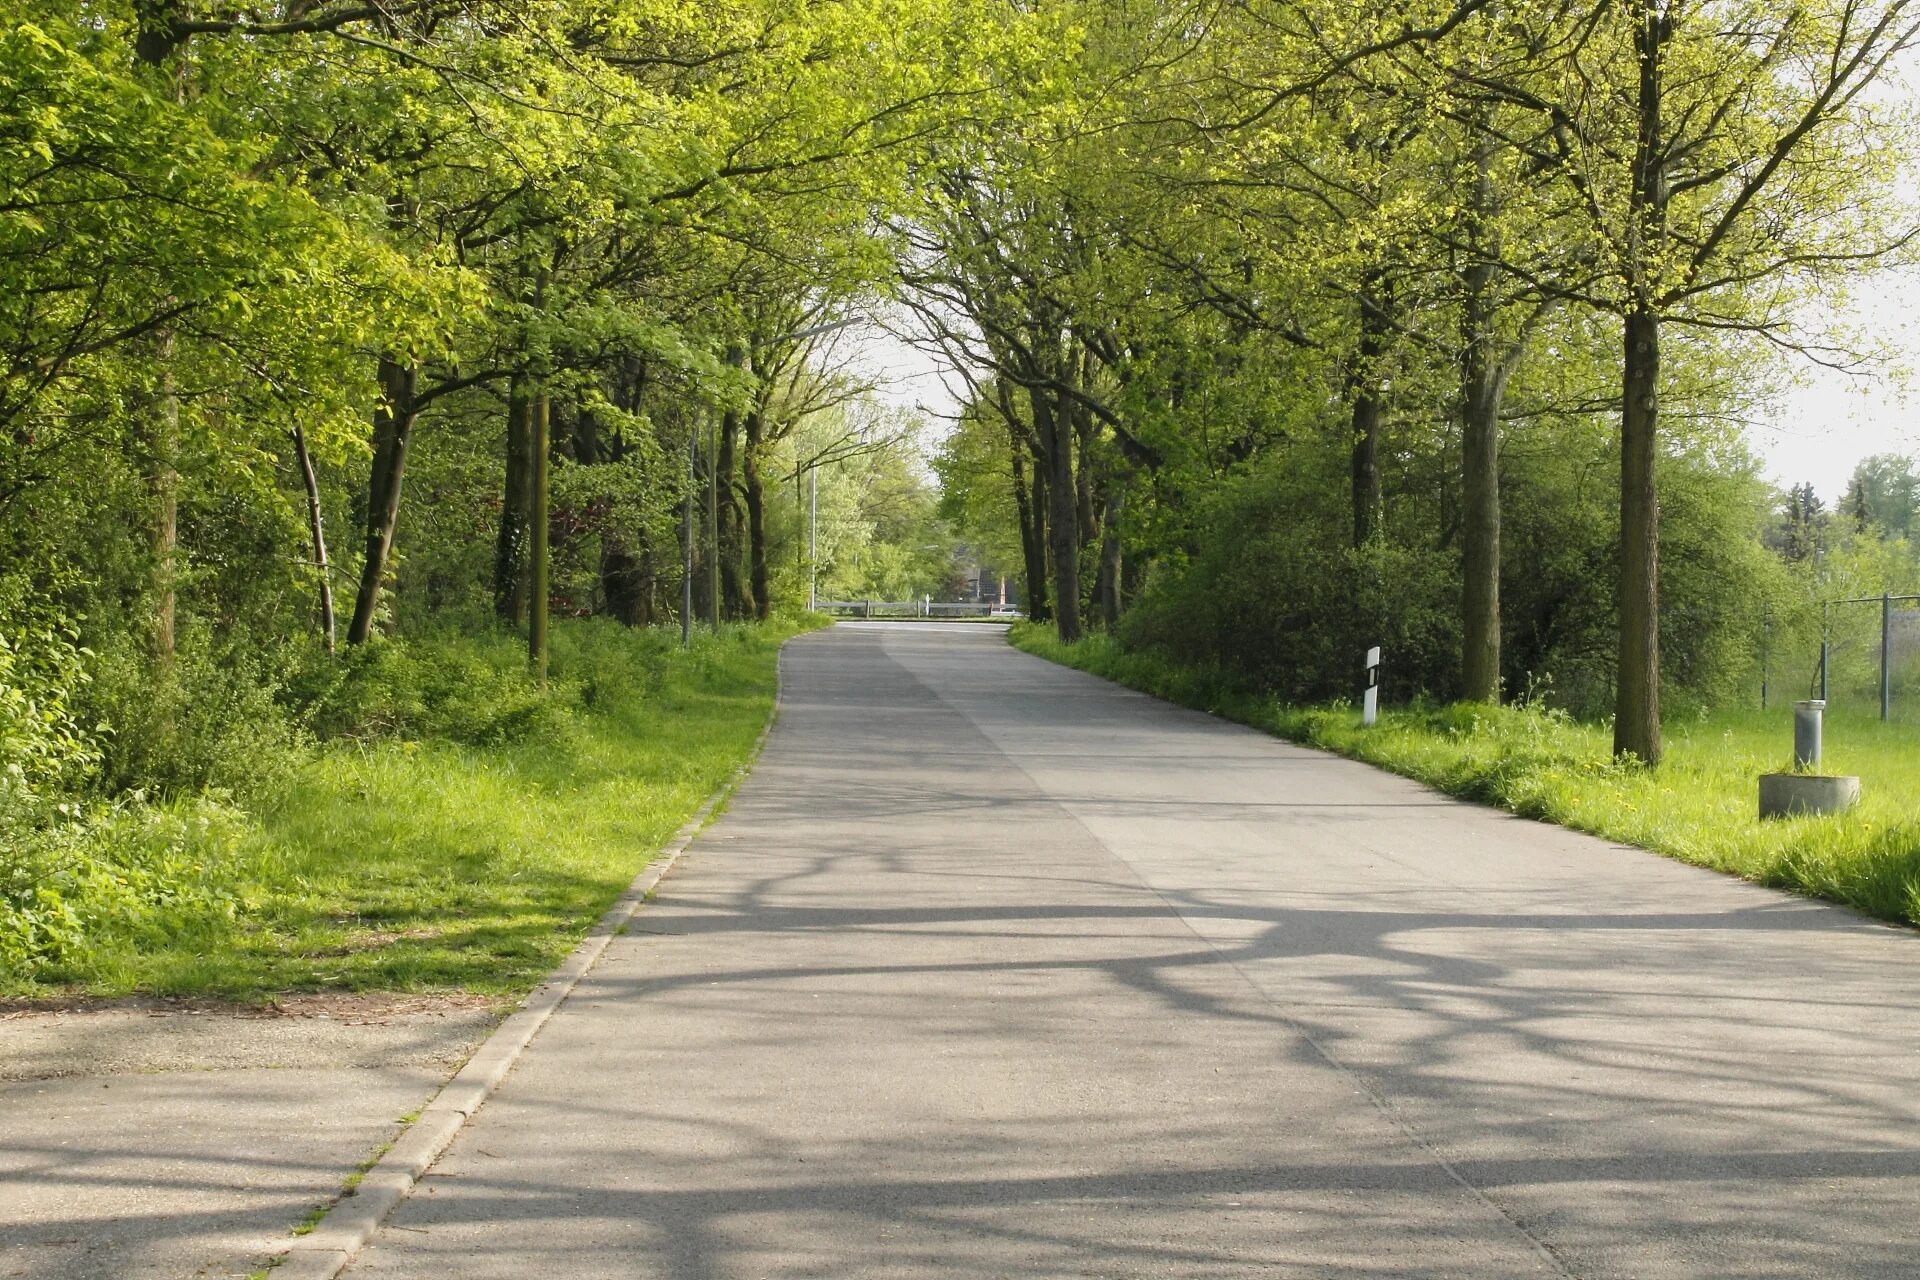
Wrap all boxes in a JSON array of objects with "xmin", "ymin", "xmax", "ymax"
[{"xmin": 346, "ymin": 622, "xmax": 1920, "ymax": 1278}]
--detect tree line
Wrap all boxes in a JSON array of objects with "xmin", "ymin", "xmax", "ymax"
[
  {"xmin": 3, "ymin": 0, "xmax": 1918, "ymax": 816},
  {"xmin": 924, "ymin": 0, "xmax": 1919, "ymax": 764}
]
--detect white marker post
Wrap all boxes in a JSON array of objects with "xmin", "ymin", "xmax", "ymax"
[{"xmin": 1363, "ymin": 646, "xmax": 1380, "ymax": 727}]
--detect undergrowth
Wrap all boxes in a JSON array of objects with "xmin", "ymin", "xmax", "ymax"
[{"xmin": 1, "ymin": 618, "xmax": 813, "ymax": 996}]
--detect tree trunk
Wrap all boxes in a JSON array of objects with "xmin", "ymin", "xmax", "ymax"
[
  {"xmin": 745, "ymin": 405, "xmax": 771, "ymax": 619},
  {"xmin": 493, "ymin": 376, "xmax": 533, "ymax": 625},
  {"xmin": 150, "ymin": 334, "xmax": 179, "ymax": 663},
  {"xmin": 718, "ymin": 406, "xmax": 746, "ymax": 620},
  {"xmin": 1097, "ymin": 481, "xmax": 1124, "ymax": 631},
  {"xmin": 1615, "ymin": 307, "xmax": 1662, "ymax": 764},
  {"xmin": 1614, "ymin": 0, "xmax": 1667, "ymax": 765},
  {"xmin": 1349, "ymin": 288, "xmax": 1387, "ymax": 548},
  {"xmin": 1035, "ymin": 390, "xmax": 1081, "ymax": 642},
  {"xmin": 601, "ymin": 540, "xmax": 647, "ymax": 626},
  {"xmin": 346, "ymin": 357, "xmax": 418, "ymax": 645},
  {"xmin": 529, "ymin": 388, "xmax": 550, "ymax": 680},
  {"xmin": 1459, "ymin": 267, "xmax": 1502, "ymax": 703},
  {"xmin": 586, "ymin": 418, "xmax": 647, "ymax": 627},
  {"xmin": 697, "ymin": 418, "xmax": 717, "ymax": 626},
  {"xmin": 1121, "ymin": 543, "xmax": 1146, "ymax": 607},
  {"xmin": 1460, "ymin": 375, "xmax": 1503, "ymax": 704},
  {"xmin": 1011, "ymin": 441, "xmax": 1050, "ymax": 623},
  {"xmin": 291, "ymin": 423, "xmax": 336, "ymax": 652},
  {"xmin": 134, "ymin": 3, "xmax": 186, "ymax": 665},
  {"xmin": 1074, "ymin": 399, "xmax": 1098, "ymax": 553}
]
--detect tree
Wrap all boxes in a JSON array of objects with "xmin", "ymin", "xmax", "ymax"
[
  {"xmin": 1420, "ymin": 0, "xmax": 1920, "ymax": 762},
  {"xmin": 1845, "ymin": 453, "xmax": 1920, "ymax": 538}
]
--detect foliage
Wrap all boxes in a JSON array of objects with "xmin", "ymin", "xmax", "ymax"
[
  {"xmin": 0, "ymin": 605, "xmax": 101, "ymax": 825},
  {"xmin": 1, "ymin": 620, "xmax": 803, "ymax": 996}
]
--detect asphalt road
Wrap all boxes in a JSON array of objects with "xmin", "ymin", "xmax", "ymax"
[{"xmin": 346, "ymin": 622, "xmax": 1920, "ymax": 1279}]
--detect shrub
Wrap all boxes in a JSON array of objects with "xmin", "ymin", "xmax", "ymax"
[
  {"xmin": 0, "ymin": 798, "xmax": 251, "ymax": 984},
  {"xmin": 285, "ymin": 628, "xmax": 583, "ymax": 748},
  {"xmin": 81, "ymin": 628, "xmax": 308, "ymax": 803},
  {"xmin": 1123, "ymin": 461, "xmax": 1460, "ymax": 703},
  {"xmin": 0, "ymin": 614, "xmax": 102, "ymax": 826}
]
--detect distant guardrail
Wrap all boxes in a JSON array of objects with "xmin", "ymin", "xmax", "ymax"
[{"xmin": 817, "ymin": 600, "xmax": 1023, "ymax": 620}]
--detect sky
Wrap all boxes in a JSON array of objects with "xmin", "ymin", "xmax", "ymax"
[{"xmin": 1760, "ymin": 266, "xmax": 1920, "ymax": 501}]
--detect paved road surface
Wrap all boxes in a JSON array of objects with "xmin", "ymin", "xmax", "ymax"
[{"xmin": 347, "ymin": 623, "xmax": 1920, "ymax": 1278}]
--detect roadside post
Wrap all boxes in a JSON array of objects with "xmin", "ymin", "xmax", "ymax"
[
  {"xmin": 1363, "ymin": 646, "xmax": 1380, "ymax": 727},
  {"xmin": 1760, "ymin": 698, "xmax": 1858, "ymax": 818},
  {"xmin": 1794, "ymin": 699, "xmax": 1824, "ymax": 770}
]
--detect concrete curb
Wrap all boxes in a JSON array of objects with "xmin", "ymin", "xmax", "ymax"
[{"xmin": 269, "ymin": 640, "xmax": 794, "ymax": 1280}]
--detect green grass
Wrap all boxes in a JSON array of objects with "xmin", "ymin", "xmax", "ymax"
[
  {"xmin": 1011, "ymin": 622, "xmax": 1920, "ymax": 929},
  {"xmin": 3, "ymin": 619, "xmax": 813, "ymax": 998}
]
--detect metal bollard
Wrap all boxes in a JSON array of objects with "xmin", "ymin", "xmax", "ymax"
[{"xmin": 1794, "ymin": 699, "xmax": 1824, "ymax": 771}]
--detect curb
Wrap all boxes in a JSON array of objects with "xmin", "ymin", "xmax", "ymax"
[{"xmin": 269, "ymin": 641, "xmax": 794, "ymax": 1280}]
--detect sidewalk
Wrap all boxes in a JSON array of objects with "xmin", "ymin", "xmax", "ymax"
[{"xmin": 0, "ymin": 997, "xmax": 496, "ymax": 1280}]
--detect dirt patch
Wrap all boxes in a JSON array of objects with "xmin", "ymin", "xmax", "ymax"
[
  {"xmin": 0, "ymin": 993, "xmax": 505, "ymax": 1081},
  {"xmin": 0, "ymin": 990, "xmax": 506, "ymax": 1023}
]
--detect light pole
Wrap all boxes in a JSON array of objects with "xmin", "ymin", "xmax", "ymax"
[{"xmin": 681, "ymin": 423, "xmax": 695, "ymax": 647}]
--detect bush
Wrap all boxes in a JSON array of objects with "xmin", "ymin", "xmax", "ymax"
[
  {"xmin": 81, "ymin": 628, "xmax": 309, "ymax": 803},
  {"xmin": 1122, "ymin": 460, "xmax": 1461, "ymax": 703},
  {"xmin": 0, "ymin": 798, "xmax": 251, "ymax": 983},
  {"xmin": 0, "ymin": 614, "xmax": 102, "ymax": 826},
  {"xmin": 285, "ymin": 628, "xmax": 583, "ymax": 747}
]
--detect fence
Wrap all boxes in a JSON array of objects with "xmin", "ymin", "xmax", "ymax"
[
  {"xmin": 1765, "ymin": 592, "xmax": 1920, "ymax": 721},
  {"xmin": 816, "ymin": 599, "xmax": 1022, "ymax": 620}
]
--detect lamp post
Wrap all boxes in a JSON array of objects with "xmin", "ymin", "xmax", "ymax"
[{"xmin": 681, "ymin": 424, "xmax": 695, "ymax": 647}]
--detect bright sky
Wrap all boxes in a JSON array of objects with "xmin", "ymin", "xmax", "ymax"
[{"xmin": 1761, "ymin": 266, "xmax": 1920, "ymax": 501}]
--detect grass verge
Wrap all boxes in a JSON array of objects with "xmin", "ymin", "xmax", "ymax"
[
  {"xmin": 1010, "ymin": 622, "xmax": 1920, "ymax": 929},
  {"xmin": 3, "ymin": 618, "xmax": 812, "ymax": 998}
]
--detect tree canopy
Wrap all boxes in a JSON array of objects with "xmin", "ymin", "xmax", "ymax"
[{"xmin": 3, "ymin": 0, "xmax": 1917, "ymax": 810}]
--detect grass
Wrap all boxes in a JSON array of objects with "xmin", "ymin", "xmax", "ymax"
[
  {"xmin": 1010, "ymin": 622, "xmax": 1920, "ymax": 929},
  {"xmin": 3, "ymin": 619, "xmax": 812, "ymax": 998}
]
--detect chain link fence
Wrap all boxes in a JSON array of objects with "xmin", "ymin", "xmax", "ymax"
[{"xmin": 1765, "ymin": 592, "xmax": 1920, "ymax": 722}]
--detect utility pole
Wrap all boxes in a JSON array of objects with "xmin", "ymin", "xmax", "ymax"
[
  {"xmin": 809, "ymin": 464, "xmax": 818, "ymax": 612},
  {"xmin": 681, "ymin": 424, "xmax": 695, "ymax": 647},
  {"xmin": 708, "ymin": 413, "xmax": 720, "ymax": 631},
  {"xmin": 528, "ymin": 389, "xmax": 550, "ymax": 682}
]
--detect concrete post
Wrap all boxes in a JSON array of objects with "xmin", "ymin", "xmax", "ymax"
[
  {"xmin": 1363, "ymin": 646, "xmax": 1380, "ymax": 727},
  {"xmin": 1794, "ymin": 700, "xmax": 1824, "ymax": 771}
]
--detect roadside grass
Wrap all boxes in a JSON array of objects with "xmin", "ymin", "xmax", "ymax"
[
  {"xmin": 3, "ymin": 619, "xmax": 809, "ymax": 998},
  {"xmin": 1010, "ymin": 623, "xmax": 1920, "ymax": 929}
]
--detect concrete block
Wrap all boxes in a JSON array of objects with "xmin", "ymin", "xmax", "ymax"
[{"xmin": 1759, "ymin": 772, "xmax": 1860, "ymax": 819}]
